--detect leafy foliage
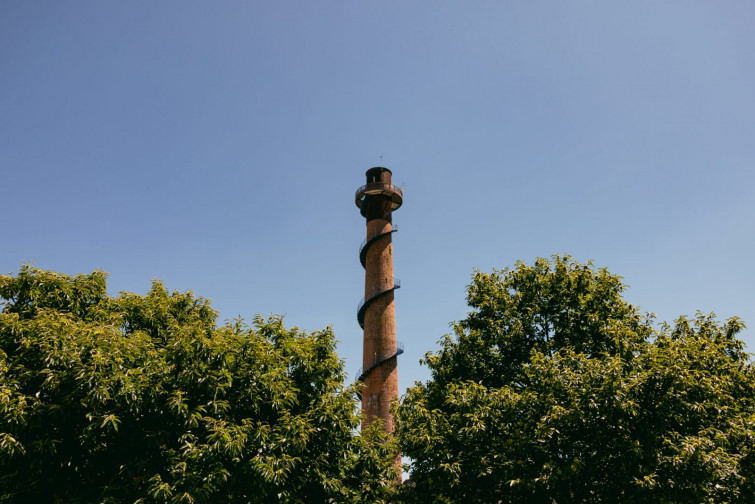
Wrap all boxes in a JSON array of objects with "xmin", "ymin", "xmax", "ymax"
[
  {"xmin": 0, "ymin": 266, "xmax": 398, "ymax": 503},
  {"xmin": 396, "ymin": 256, "xmax": 755, "ymax": 503}
]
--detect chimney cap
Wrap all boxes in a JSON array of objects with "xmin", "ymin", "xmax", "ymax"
[{"xmin": 365, "ymin": 166, "xmax": 392, "ymax": 177}]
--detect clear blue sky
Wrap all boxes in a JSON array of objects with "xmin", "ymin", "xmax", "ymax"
[{"xmin": 2, "ymin": 1, "xmax": 754, "ymax": 392}]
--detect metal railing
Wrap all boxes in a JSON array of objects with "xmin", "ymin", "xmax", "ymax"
[
  {"xmin": 357, "ymin": 280, "xmax": 401, "ymax": 329},
  {"xmin": 354, "ymin": 183, "xmax": 404, "ymax": 215},
  {"xmin": 358, "ymin": 226, "xmax": 398, "ymax": 268},
  {"xmin": 356, "ymin": 341, "xmax": 405, "ymax": 382},
  {"xmin": 354, "ymin": 182, "xmax": 403, "ymax": 203}
]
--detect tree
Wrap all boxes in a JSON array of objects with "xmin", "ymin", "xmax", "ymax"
[
  {"xmin": 0, "ymin": 266, "xmax": 398, "ymax": 503},
  {"xmin": 396, "ymin": 256, "xmax": 755, "ymax": 503}
]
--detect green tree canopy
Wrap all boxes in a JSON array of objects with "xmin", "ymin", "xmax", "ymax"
[
  {"xmin": 0, "ymin": 266, "xmax": 398, "ymax": 503},
  {"xmin": 396, "ymin": 256, "xmax": 755, "ymax": 503}
]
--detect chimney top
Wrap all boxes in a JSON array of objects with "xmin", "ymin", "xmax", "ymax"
[{"xmin": 365, "ymin": 167, "xmax": 392, "ymax": 184}]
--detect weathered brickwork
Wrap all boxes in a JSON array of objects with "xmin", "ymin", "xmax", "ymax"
[{"xmin": 355, "ymin": 167, "xmax": 402, "ymax": 437}]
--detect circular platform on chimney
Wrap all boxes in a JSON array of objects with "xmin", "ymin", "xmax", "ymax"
[{"xmin": 355, "ymin": 182, "xmax": 403, "ymax": 211}]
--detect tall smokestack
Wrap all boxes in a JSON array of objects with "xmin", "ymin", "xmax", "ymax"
[{"xmin": 355, "ymin": 167, "xmax": 403, "ymax": 436}]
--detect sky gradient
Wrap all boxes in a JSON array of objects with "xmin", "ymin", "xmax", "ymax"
[{"xmin": 2, "ymin": 1, "xmax": 754, "ymax": 392}]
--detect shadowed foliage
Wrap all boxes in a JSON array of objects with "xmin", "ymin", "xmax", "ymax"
[
  {"xmin": 396, "ymin": 256, "xmax": 755, "ymax": 503},
  {"xmin": 0, "ymin": 265, "xmax": 398, "ymax": 503}
]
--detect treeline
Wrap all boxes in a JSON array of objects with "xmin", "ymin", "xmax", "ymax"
[{"xmin": 1, "ymin": 257, "xmax": 754, "ymax": 503}]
